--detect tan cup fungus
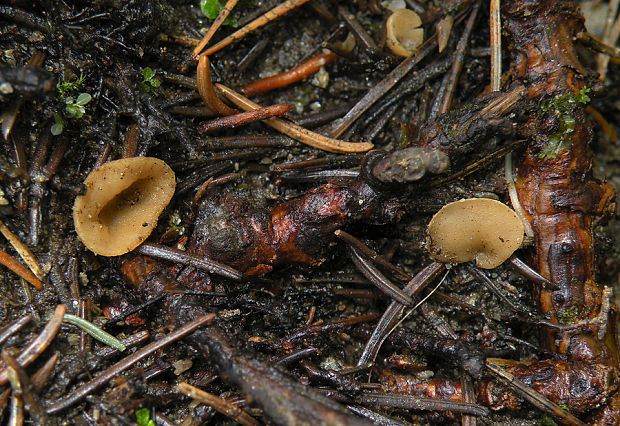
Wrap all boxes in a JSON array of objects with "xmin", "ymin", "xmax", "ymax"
[
  {"xmin": 73, "ymin": 157, "xmax": 175, "ymax": 256},
  {"xmin": 426, "ymin": 198, "xmax": 524, "ymax": 269},
  {"xmin": 386, "ymin": 9, "xmax": 424, "ymax": 57}
]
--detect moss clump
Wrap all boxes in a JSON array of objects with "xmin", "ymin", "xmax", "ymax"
[
  {"xmin": 557, "ymin": 307, "xmax": 579, "ymax": 324},
  {"xmin": 539, "ymin": 87, "xmax": 590, "ymax": 159}
]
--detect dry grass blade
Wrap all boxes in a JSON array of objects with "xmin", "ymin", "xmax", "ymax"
[
  {"xmin": 193, "ymin": 0, "xmax": 240, "ymax": 58},
  {"xmin": 438, "ymin": 4, "xmax": 479, "ymax": 115},
  {"xmin": 178, "ymin": 383, "xmax": 261, "ymax": 426},
  {"xmin": 357, "ymin": 392, "xmax": 489, "ymax": 416},
  {"xmin": 135, "ymin": 243, "xmax": 242, "ymax": 280},
  {"xmin": 349, "ymin": 247, "xmax": 413, "ymax": 306},
  {"xmin": 203, "ymin": 0, "xmax": 312, "ymax": 56},
  {"xmin": 436, "ymin": 15, "xmax": 454, "ymax": 53},
  {"xmin": 490, "ymin": 0, "xmax": 501, "ymax": 92},
  {"xmin": 0, "ymin": 221, "xmax": 43, "ymax": 280},
  {"xmin": 596, "ymin": 0, "xmax": 620, "ymax": 80},
  {"xmin": 0, "ymin": 247, "xmax": 42, "ymax": 289},
  {"xmin": 357, "ymin": 262, "xmax": 445, "ymax": 366},
  {"xmin": 216, "ymin": 83, "xmax": 373, "ymax": 153}
]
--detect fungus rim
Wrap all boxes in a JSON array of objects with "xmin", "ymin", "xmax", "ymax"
[
  {"xmin": 426, "ymin": 198, "xmax": 525, "ymax": 269},
  {"xmin": 73, "ymin": 157, "xmax": 176, "ymax": 257},
  {"xmin": 385, "ymin": 8, "xmax": 424, "ymax": 58}
]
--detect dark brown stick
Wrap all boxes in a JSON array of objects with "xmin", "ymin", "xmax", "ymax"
[{"xmin": 198, "ymin": 104, "xmax": 293, "ymax": 133}]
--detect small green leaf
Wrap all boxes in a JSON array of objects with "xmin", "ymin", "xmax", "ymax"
[
  {"xmin": 50, "ymin": 123, "xmax": 63, "ymax": 135},
  {"xmin": 135, "ymin": 408, "xmax": 151, "ymax": 426},
  {"xmin": 140, "ymin": 81, "xmax": 151, "ymax": 92},
  {"xmin": 65, "ymin": 104, "xmax": 85, "ymax": 119},
  {"xmin": 200, "ymin": 0, "xmax": 221, "ymax": 19},
  {"xmin": 51, "ymin": 113, "xmax": 64, "ymax": 134},
  {"xmin": 142, "ymin": 67, "xmax": 155, "ymax": 80},
  {"xmin": 149, "ymin": 78, "xmax": 160, "ymax": 88},
  {"xmin": 199, "ymin": 0, "xmax": 238, "ymax": 26},
  {"xmin": 578, "ymin": 87, "xmax": 591, "ymax": 104},
  {"xmin": 76, "ymin": 92, "xmax": 92, "ymax": 106}
]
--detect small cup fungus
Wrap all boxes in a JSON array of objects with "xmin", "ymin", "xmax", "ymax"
[
  {"xmin": 73, "ymin": 157, "xmax": 175, "ymax": 256},
  {"xmin": 426, "ymin": 198, "xmax": 524, "ymax": 269},
  {"xmin": 385, "ymin": 9, "xmax": 424, "ymax": 57}
]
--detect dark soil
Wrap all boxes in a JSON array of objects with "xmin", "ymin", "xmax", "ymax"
[{"xmin": 0, "ymin": 0, "xmax": 619, "ymax": 424}]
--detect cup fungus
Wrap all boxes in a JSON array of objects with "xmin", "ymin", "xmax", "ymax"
[
  {"xmin": 426, "ymin": 198, "xmax": 524, "ymax": 269},
  {"xmin": 73, "ymin": 157, "xmax": 175, "ymax": 256},
  {"xmin": 385, "ymin": 8, "xmax": 424, "ymax": 57}
]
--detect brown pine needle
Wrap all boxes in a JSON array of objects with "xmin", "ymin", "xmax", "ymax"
[
  {"xmin": 193, "ymin": 0, "xmax": 240, "ymax": 58},
  {"xmin": 0, "ymin": 247, "xmax": 42, "ymax": 289},
  {"xmin": 204, "ymin": 0, "xmax": 312, "ymax": 56},
  {"xmin": 178, "ymin": 383, "xmax": 261, "ymax": 426},
  {"xmin": 158, "ymin": 34, "xmax": 201, "ymax": 47},
  {"xmin": 241, "ymin": 52, "xmax": 338, "ymax": 97},
  {"xmin": 197, "ymin": 54, "xmax": 236, "ymax": 116},
  {"xmin": 216, "ymin": 83, "xmax": 373, "ymax": 154},
  {"xmin": 0, "ymin": 221, "xmax": 43, "ymax": 281}
]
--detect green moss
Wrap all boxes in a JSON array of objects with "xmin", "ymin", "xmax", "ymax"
[
  {"xmin": 557, "ymin": 307, "xmax": 579, "ymax": 324},
  {"xmin": 538, "ymin": 415, "xmax": 558, "ymax": 426},
  {"xmin": 135, "ymin": 408, "xmax": 155, "ymax": 426},
  {"xmin": 538, "ymin": 87, "xmax": 590, "ymax": 159},
  {"xmin": 57, "ymin": 73, "xmax": 84, "ymax": 98}
]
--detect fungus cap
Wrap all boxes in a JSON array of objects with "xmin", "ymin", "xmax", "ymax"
[
  {"xmin": 73, "ymin": 157, "xmax": 175, "ymax": 256},
  {"xmin": 426, "ymin": 198, "xmax": 524, "ymax": 269},
  {"xmin": 385, "ymin": 9, "xmax": 424, "ymax": 57}
]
